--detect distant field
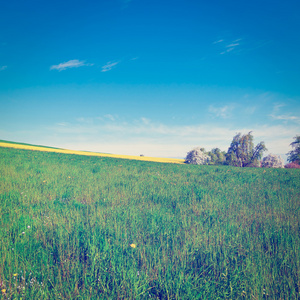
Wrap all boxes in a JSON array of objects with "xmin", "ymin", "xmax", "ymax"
[
  {"xmin": 0, "ymin": 143, "xmax": 299, "ymax": 299},
  {"xmin": 0, "ymin": 140, "xmax": 185, "ymax": 164}
]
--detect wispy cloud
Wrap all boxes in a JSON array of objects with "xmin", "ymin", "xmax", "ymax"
[
  {"xmin": 213, "ymin": 39, "xmax": 224, "ymax": 44},
  {"xmin": 270, "ymin": 114, "xmax": 300, "ymax": 122},
  {"xmin": 49, "ymin": 116, "xmax": 298, "ymax": 158},
  {"xmin": 208, "ymin": 105, "xmax": 235, "ymax": 119},
  {"xmin": 0, "ymin": 65, "xmax": 7, "ymax": 71},
  {"xmin": 216, "ymin": 38, "xmax": 271, "ymax": 56},
  {"xmin": 76, "ymin": 117, "xmax": 94, "ymax": 124},
  {"xmin": 215, "ymin": 38, "xmax": 242, "ymax": 55},
  {"xmin": 56, "ymin": 122, "xmax": 69, "ymax": 126},
  {"xmin": 273, "ymin": 103, "xmax": 286, "ymax": 112},
  {"xmin": 141, "ymin": 117, "xmax": 150, "ymax": 125},
  {"xmin": 269, "ymin": 103, "xmax": 299, "ymax": 123},
  {"xmin": 104, "ymin": 114, "xmax": 117, "ymax": 121},
  {"xmin": 50, "ymin": 59, "xmax": 94, "ymax": 71},
  {"xmin": 226, "ymin": 43, "xmax": 240, "ymax": 48},
  {"xmin": 101, "ymin": 61, "xmax": 120, "ymax": 72}
]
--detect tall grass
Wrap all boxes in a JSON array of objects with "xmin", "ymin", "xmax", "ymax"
[{"xmin": 0, "ymin": 146, "xmax": 299, "ymax": 299}]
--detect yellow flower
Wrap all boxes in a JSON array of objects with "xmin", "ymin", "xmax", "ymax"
[
  {"xmin": 130, "ymin": 244, "xmax": 136, "ymax": 248},
  {"xmin": 1, "ymin": 289, "xmax": 6, "ymax": 293},
  {"xmin": 13, "ymin": 273, "xmax": 18, "ymax": 276}
]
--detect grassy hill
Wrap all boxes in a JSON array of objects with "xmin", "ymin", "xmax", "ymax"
[
  {"xmin": 0, "ymin": 140, "xmax": 185, "ymax": 164},
  {"xmin": 0, "ymin": 143, "xmax": 299, "ymax": 299}
]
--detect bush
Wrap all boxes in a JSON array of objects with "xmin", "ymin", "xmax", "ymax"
[
  {"xmin": 284, "ymin": 162, "xmax": 300, "ymax": 169},
  {"xmin": 185, "ymin": 147, "xmax": 211, "ymax": 165},
  {"xmin": 261, "ymin": 154, "xmax": 284, "ymax": 168}
]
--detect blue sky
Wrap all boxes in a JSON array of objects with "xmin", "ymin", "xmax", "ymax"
[{"xmin": 1, "ymin": 0, "xmax": 300, "ymax": 159}]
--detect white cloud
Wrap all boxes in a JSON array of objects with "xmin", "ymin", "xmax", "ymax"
[
  {"xmin": 273, "ymin": 103, "xmax": 286, "ymax": 112},
  {"xmin": 15, "ymin": 114, "xmax": 298, "ymax": 160},
  {"xmin": 141, "ymin": 117, "xmax": 150, "ymax": 125},
  {"xmin": 208, "ymin": 105, "xmax": 234, "ymax": 119},
  {"xmin": 48, "ymin": 120, "xmax": 235, "ymax": 157},
  {"xmin": 226, "ymin": 43, "xmax": 240, "ymax": 48},
  {"xmin": 249, "ymin": 125, "xmax": 298, "ymax": 158},
  {"xmin": 270, "ymin": 114, "xmax": 300, "ymax": 123},
  {"xmin": 104, "ymin": 114, "xmax": 117, "ymax": 121},
  {"xmin": 0, "ymin": 66, "xmax": 7, "ymax": 71},
  {"xmin": 213, "ymin": 39, "xmax": 224, "ymax": 44},
  {"xmin": 76, "ymin": 117, "xmax": 94, "ymax": 124},
  {"xmin": 50, "ymin": 119, "xmax": 297, "ymax": 159},
  {"xmin": 50, "ymin": 60, "xmax": 94, "ymax": 71},
  {"xmin": 221, "ymin": 47, "xmax": 235, "ymax": 55},
  {"xmin": 56, "ymin": 122, "xmax": 69, "ymax": 126},
  {"xmin": 217, "ymin": 38, "xmax": 242, "ymax": 55},
  {"xmin": 101, "ymin": 61, "xmax": 119, "ymax": 72},
  {"xmin": 269, "ymin": 103, "xmax": 300, "ymax": 124}
]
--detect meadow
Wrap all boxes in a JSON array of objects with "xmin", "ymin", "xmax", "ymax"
[
  {"xmin": 0, "ymin": 143, "xmax": 299, "ymax": 299},
  {"xmin": 0, "ymin": 141, "xmax": 184, "ymax": 165}
]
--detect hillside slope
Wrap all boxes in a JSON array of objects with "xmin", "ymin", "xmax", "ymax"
[
  {"xmin": 0, "ymin": 140, "xmax": 185, "ymax": 164},
  {"xmin": 0, "ymin": 146, "xmax": 299, "ymax": 299}
]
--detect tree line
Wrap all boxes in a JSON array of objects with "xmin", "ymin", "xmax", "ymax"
[{"xmin": 185, "ymin": 132, "xmax": 300, "ymax": 168}]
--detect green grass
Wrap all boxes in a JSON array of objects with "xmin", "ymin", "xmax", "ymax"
[
  {"xmin": 0, "ymin": 139, "xmax": 62, "ymax": 150},
  {"xmin": 0, "ymin": 145, "xmax": 299, "ymax": 299}
]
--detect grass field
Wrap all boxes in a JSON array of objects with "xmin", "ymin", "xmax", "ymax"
[
  {"xmin": 0, "ymin": 141, "xmax": 185, "ymax": 165},
  {"xmin": 0, "ymin": 142, "xmax": 299, "ymax": 299}
]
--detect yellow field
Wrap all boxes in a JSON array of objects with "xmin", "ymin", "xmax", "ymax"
[{"xmin": 0, "ymin": 142, "xmax": 185, "ymax": 164}]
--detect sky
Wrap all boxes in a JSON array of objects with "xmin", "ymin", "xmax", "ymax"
[{"xmin": 1, "ymin": 0, "xmax": 300, "ymax": 159}]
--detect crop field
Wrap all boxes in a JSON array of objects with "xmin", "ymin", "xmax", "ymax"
[
  {"xmin": 0, "ymin": 141, "xmax": 185, "ymax": 165},
  {"xmin": 0, "ymin": 143, "xmax": 300, "ymax": 299}
]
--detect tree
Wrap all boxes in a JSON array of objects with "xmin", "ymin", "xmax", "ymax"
[
  {"xmin": 287, "ymin": 135, "xmax": 300, "ymax": 164},
  {"xmin": 261, "ymin": 154, "xmax": 284, "ymax": 168},
  {"xmin": 226, "ymin": 132, "xmax": 267, "ymax": 167},
  {"xmin": 185, "ymin": 147, "xmax": 211, "ymax": 165},
  {"xmin": 207, "ymin": 148, "xmax": 226, "ymax": 165}
]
